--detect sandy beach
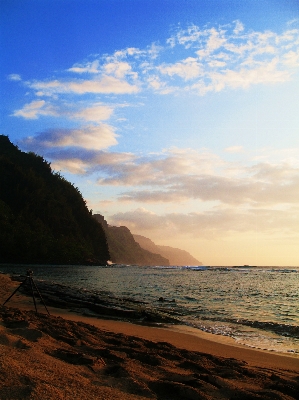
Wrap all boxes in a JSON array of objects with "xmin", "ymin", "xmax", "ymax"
[{"xmin": 1, "ymin": 273, "xmax": 298, "ymax": 399}]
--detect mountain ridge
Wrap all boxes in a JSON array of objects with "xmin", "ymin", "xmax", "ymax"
[
  {"xmin": 133, "ymin": 234, "xmax": 202, "ymax": 266},
  {"xmin": 93, "ymin": 214, "xmax": 169, "ymax": 266}
]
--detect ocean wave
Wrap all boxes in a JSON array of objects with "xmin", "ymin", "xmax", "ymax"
[{"xmin": 201, "ymin": 316, "xmax": 299, "ymax": 338}]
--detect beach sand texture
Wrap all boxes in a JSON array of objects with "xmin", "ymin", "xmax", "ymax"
[{"xmin": 1, "ymin": 273, "xmax": 299, "ymax": 399}]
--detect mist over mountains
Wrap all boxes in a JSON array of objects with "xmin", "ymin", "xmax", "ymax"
[
  {"xmin": 133, "ymin": 235, "xmax": 202, "ymax": 266},
  {"xmin": 93, "ymin": 215, "xmax": 169, "ymax": 266}
]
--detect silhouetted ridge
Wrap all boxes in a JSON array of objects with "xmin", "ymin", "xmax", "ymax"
[
  {"xmin": 133, "ymin": 234, "xmax": 202, "ymax": 266},
  {"xmin": 93, "ymin": 214, "xmax": 169, "ymax": 266},
  {"xmin": 0, "ymin": 135, "xmax": 109, "ymax": 265}
]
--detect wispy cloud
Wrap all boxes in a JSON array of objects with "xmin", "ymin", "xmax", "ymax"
[
  {"xmin": 12, "ymin": 100, "xmax": 57, "ymax": 119},
  {"xmin": 8, "ymin": 74, "xmax": 22, "ymax": 81},
  {"xmin": 158, "ymin": 57, "xmax": 202, "ymax": 80},
  {"xmin": 29, "ymin": 76, "xmax": 139, "ymax": 96},
  {"xmin": 11, "ymin": 21, "xmax": 299, "ymax": 107},
  {"xmin": 108, "ymin": 205, "xmax": 299, "ymax": 238},
  {"xmin": 13, "ymin": 100, "xmax": 114, "ymax": 122},
  {"xmin": 115, "ymin": 159, "xmax": 299, "ymax": 206},
  {"xmin": 21, "ymin": 124, "xmax": 118, "ymax": 152},
  {"xmin": 71, "ymin": 103, "xmax": 114, "ymax": 122},
  {"xmin": 23, "ymin": 143, "xmax": 299, "ymax": 209},
  {"xmin": 158, "ymin": 22, "xmax": 299, "ymax": 94},
  {"xmin": 50, "ymin": 148, "xmax": 134, "ymax": 175},
  {"xmin": 68, "ymin": 60, "xmax": 100, "ymax": 74}
]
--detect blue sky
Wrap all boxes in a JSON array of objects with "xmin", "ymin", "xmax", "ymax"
[{"xmin": 1, "ymin": 0, "xmax": 299, "ymax": 265}]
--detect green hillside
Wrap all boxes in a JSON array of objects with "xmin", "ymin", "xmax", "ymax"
[{"xmin": 0, "ymin": 135, "xmax": 110, "ymax": 265}]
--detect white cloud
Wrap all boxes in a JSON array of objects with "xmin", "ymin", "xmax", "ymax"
[
  {"xmin": 29, "ymin": 76, "xmax": 139, "ymax": 96},
  {"xmin": 169, "ymin": 24, "xmax": 202, "ymax": 48},
  {"xmin": 8, "ymin": 74, "xmax": 21, "ymax": 81},
  {"xmin": 12, "ymin": 100, "xmax": 57, "ymax": 119},
  {"xmin": 254, "ymin": 147, "xmax": 299, "ymax": 166},
  {"xmin": 146, "ymin": 76, "xmax": 176, "ymax": 94},
  {"xmin": 19, "ymin": 124, "xmax": 299, "ymax": 212},
  {"xmin": 208, "ymin": 60, "xmax": 226, "ymax": 68},
  {"xmin": 190, "ymin": 59, "xmax": 290, "ymax": 95},
  {"xmin": 40, "ymin": 148, "xmax": 136, "ymax": 175},
  {"xmin": 210, "ymin": 59, "xmax": 289, "ymax": 89},
  {"xmin": 72, "ymin": 103, "xmax": 114, "ymax": 122},
  {"xmin": 68, "ymin": 60, "xmax": 100, "ymax": 74},
  {"xmin": 233, "ymin": 20, "xmax": 244, "ymax": 35},
  {"xmin": 51, "ymin": 158, "xmax": 89, "ymax": 175},
  {"xmin": 205, "ymin": 27, "xmax": 227, "ymax": 54},
  {"xmin": 283, "ymin": 50, "xmax": 299, "ymax": 67},
  {"xmin": 287, "ymin": 19, "xmax": 299, "ymax": 26},
  {"xmin": 95, "ymin": 148, "xmax": 226, "ymax": 186},
  {"xmin": 13, "ymin": 21, "xmax": 299, "ymax": 107},
  {"xmin": 22, "ymin": 124, "xmax": 118, "ymax": 151},
  {"xmin": 38, "ymin": 145, "xmax": 299, "ymax": 208},
  {"xmin": 158, "ymin": 57, "xmax": 202, "ymax": 80},
  {"xmin": 13, "ymin": 100, "xmax": 115, "ymax": 122},
  {"xmin": 88, "ymin": 147, "xmax": 299, "ymax": 208},
  {"xmin": 51, "ymin": 125, "xmax": 118, "ymax": 150},
  {"xmin": 104, "ymin": 61, "xmax": 138, "ymax": 80},
  {"xmin": 150, "ymin": 22, "xmax": 299, "ymax": 95},
  {"xmin": 116, "ymin": 160, "xmax": 299, "ymax": 206},
  {"xmin": 108, "ymin": 205, "xmax": 299, "ymax": 238},
  {"xmin": 112, "ymin": 47, "xmax": 146, "ymax": 59}
]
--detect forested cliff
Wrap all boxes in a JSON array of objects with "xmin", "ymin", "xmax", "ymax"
[{"xmin": 0, "ymin": 135, "xmax": 110, "ymax": 265}]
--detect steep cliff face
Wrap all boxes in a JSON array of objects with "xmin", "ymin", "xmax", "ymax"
[
  {"xmin": 0, "ymin": 135, "xmax": 110, "ymax": 265},
  {"xmin": 133, "ymin": 234, "xmax": 202, "ymax": 266},
  {"xmin": 93, "ymin": 215, "xmax": 169, "ymax": 266}
]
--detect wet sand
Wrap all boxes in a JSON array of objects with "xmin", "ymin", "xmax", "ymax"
[{"xmin": 1, "ymin": 273, "xmax": 298, "ymax": 399}]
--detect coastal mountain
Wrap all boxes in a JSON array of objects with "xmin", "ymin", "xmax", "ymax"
[
  {"xmin": 93, "ymin": 214, "xmax": 201, "ymax": 266},
  {"xmin": 133, "ymin": 234, "xmax": 202, "ymax": 266},
  {"xmin": 0, "ymin": 135, "xmax": 110, "ymax": 265},
  {"xmin": 93, "ymin": 215, "xmax": 169, "ymax": 266},
  {"xmin": 0, "ymin": 135, "xmax": 200, "ymax": 267}
]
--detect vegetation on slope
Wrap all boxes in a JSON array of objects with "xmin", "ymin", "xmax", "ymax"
[{"xmin": 0, "ymin": 135, "xmax": 110, "ymax": 265}]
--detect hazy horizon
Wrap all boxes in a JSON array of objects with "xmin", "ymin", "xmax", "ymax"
[{"xmin": 1, "ymin": 0, "xmax": 299, "ymax": 266}]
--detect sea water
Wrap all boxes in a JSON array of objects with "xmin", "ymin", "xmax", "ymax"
[{"xmin": 1, "ymin": 264, "xmax": 298, "ymax": 355}]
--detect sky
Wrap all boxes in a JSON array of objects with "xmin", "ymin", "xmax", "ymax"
[{"xmin": 1, "ymin": 0, "xmax": 299, "ymax": 266}]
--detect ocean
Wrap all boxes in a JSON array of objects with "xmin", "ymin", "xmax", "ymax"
[{"xmin": 1, "ymin": 264, "xmax": 298, "ymax": 356}]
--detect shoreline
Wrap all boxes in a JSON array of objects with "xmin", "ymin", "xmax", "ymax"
[
  {"xmin": 1, "ymin": 272, "xmax": 299, "ymax": 367},
  {"xmin": 50, "ymin": 310, "xmax": 299, "ymax": 372},
  {"xmin": 1, "ymin": 272, "xmax": 299, "ymax": 399}
]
